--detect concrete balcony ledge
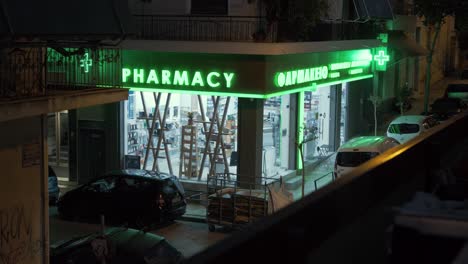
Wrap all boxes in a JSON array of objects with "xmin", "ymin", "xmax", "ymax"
[{"xmin": 0, "ymin": 87, "xmax": 129, "ymax": 122}]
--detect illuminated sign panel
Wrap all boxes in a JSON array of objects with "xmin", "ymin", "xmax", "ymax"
[
  {"xmin": 374, "ymin": 47, "xmax": 390, "ymax": 71},
  {"xmin": 121, "ymin": 50, "xmax": 266, "ymax": 97},
  {"xmin": 268, "ymin": 49, "xmax": 374, "ymax": 93},
  {"xmin": 122, "ymin": 68, "xmax": 235, "ymax": 88},
  {"xmin": 47, "ymin": 48, "xmax": 121, "ymax": 87},
  {"xmin": 122, "ymin": 48, "xmax": 379, "ymax": 98},
  {"xmin": 80, "ymin": 52, "xmax": 93, "ymax": 73}
]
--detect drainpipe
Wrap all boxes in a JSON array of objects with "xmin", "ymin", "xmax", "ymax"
[
  {"xmin": 0, "ymin": 0, "xmax": 14, "ymax": 37},
  {"xmin": 111, "ymin": 0, "xmax": 127, "ymax": 41}
]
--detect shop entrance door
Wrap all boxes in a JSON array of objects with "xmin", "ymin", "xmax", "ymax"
[
  {"xmin": 78, "ymin": 128, "xmax": 106, "ymax": 184},
  {"xmin": 303, "ymin": 86, "xmax": 332, "ymax": 160}
]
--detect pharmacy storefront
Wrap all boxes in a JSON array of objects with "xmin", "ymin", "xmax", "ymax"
[{"xmin": 120, "ymin": 41, "xmax": 386, "ymax": 182}]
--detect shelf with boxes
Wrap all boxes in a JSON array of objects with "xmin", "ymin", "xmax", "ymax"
[{"xmin": 127, "ymin": 123, "xmax": 143, "ymax": 155}]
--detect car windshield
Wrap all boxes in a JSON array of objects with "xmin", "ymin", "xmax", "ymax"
[
  {"xmin": 388, "ymin": 123, "xmax": 419, "ymax": 134},
  {"xmin": 336, "ymin": 152, "xmax": 379, "ymax": 167}
]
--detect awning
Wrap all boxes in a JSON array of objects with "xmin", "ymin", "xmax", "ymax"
[
  {"xmin": 120, "ymin": 41, "xmax": 380, "ymax": 98},
  {"xmin": 388, "ymin": 31, "xmax": 428, "ymax": 59}
]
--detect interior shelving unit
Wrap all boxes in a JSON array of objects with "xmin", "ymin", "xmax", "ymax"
[
  {"xmin": 127, "ymin": 123, "xmax": 140, "ymax": 155},
  {"xmin": 179, "ymin": 125, "xmax": 198, "ymax": 178}
]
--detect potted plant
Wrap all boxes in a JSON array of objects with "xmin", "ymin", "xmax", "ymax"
[{"xmin": 187, "ymin": 112, "xmax": 194, "ymax": 125}]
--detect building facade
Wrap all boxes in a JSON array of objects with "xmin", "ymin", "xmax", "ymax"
[
  {"xmin": 55, "ymin": 0, "xmax": 407, "ymax": 189},
  {"xmin": 0, "ymin": 1, "xmax": 134, "ymax": 263}
]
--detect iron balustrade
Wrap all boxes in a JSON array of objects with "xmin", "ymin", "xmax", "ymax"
[
  {"xmin": 0, "ymin": 46, "xmax": 122, "ymax": 99},
  {"xmin": 186, "ymin": 112, "xmax": 468, "ymax": 264},
  {"xmin": 133, "ymin": 15, "xmax": 277, "ymax": 42},
  {"xmin": 313, "ymin": 171, "xmax": 334, "ymax": 191},
  {"xmin": 133, "ymin": 15, "xmax": 379, "ymax": 42},
  {"xmin": 47, "ymin": 47, "xmax": 122, "ymax": 91},
  {"xmin": 0, "ymin": 47, "xmax": 45, "ymax": 98}
]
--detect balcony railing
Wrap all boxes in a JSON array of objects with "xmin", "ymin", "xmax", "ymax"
[
  {"xmin": 0, "ymin": 47, "xmax": 45, "ymax": 98},
  {"xmin": 133, "ymin": 14, "xmax": 380, "ymax": 43},
  {"xmin": 389, "ymin": 0, "xmax": 414, "ymax": 15},
  {"xmin": 187, "ymin": 113, "xmax": 468, "ymax": 263},
  {"xmin": 0, "ymin": 46, "xmax": 122, "ymax": 100},
  {"xmin": 47, "ymin": 47, "xmax": 122, "ymax": 90},
  {"xmin": 134, "ymin": 15, "xmax": 277, "ymax": 42}
]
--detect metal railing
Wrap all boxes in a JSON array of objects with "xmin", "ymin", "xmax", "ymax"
[
  {"xmin": 47, "ymin": 47, "xmax": 122, "ymax": 91},
  {"xmin": 187, "ymin": 113, "xmax": 468, "ymax": 264},
  {"xmin": 0, "ymin": 46, "xmax": 122, "ymax": 100},
  {"xmin": 313, "ymin": 171, "xmax": 334, "ymax": 191},
  {"xmin": 133, "ymin": 15, "xmax": 277, "ymax": 42},
  {"xmin": 0, "ymin": 47, "xmax": 45, "ymax": 99},
  {"xmin": 133, "ymin": 14, "xmax": 380, "ymax": 42}
]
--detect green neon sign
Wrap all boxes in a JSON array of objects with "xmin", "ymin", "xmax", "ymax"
[
  {"xmin": 123, "ymin": 74, "xmax": 372, "ymax": 99},
  {"xmin": 374, "ymin": 47, "xmax": 390, "ymax": 71},
  {"xmin": 349, "ymin": 68, "xmax": 364, "ymax": 75},
  {"xmin": 329, "ymin": 72, "xmax": 340, "ymax": 78},
  {"xmin": 122, "ymin": 68, "xmax": 235, "ymax": 89},
  {"xmin": 121, "ymin": 48, "xmax": 376, "ymax": 98},
  {"xmin": 80, "ymin": 52, "xmax": 92, "ymax": 73},
  {"xmin": 374, "ymin": 50, "xmax": 389, "ymax": 66},
  {"xmin": 297, "ymin": 91, "xmax": 305, "ymax": 170},
  {"xmin": 274, "ymin": 66, "xmax": 328, "ymax": 88},
  {"xmin": 378, "ymin": 33, "xmax": 388, "ymax": 44},
  {"xmin": 273, "ymin": 56, "xmax": 373, "ymax": 89}
]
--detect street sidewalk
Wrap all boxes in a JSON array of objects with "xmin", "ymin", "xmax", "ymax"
[
  {"xmin": 182, "ymin": 76, "xmax": 457, "ymax": 214},
  {"xmin": 377, "ymin": 77, "xmax": 454, "ymax": 135},
  {"xmin": 289, "ymin": 76, "xmax": 456, "ymax": 200}
]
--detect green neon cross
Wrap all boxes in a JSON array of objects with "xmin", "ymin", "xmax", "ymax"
[
  {"xmin": 374, "ymin": 50, "xmax": 389, "ymax": 66},
  {"xmin": 80, "ymin": 52, "xmax": 92, "ymax": 73}
]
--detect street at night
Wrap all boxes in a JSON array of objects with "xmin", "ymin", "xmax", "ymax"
[{"xmin": 1, "ymin": 0, "xmax": 468, "ymax": 263}]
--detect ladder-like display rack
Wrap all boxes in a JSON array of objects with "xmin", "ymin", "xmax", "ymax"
[
  {"xmin": 197, "ymin": 95, "xmax": 231, "ymax": 180},
  {"xmin": 139, "ymin": 92, "xmax": 173, "ymax": 174}
]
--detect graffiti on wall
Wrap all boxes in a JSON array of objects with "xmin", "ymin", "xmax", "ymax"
[{"xmin": 0, "ymin": 204, "xmax": 42, "ymax": 264}]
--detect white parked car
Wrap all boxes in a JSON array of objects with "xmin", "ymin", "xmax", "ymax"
[
  {"xmin": 334, "ymin": 136, "xmax": 400, "ymax": 178},
  {"xmin": 387, "ymin": 115, "xmax": 439, "ymax": 144}
]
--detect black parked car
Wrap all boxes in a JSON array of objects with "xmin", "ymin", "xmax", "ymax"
[
  {"xmin": 57, "ymin": 169, "xmax": 186, "ymax": 228},
  {"xmin": 428, "ymin": 97, "xmax": 467, "ymax": 121},
  {"xmin": 50, "ymin": 227, "xmax": 184, "ymax": 264},
  {"xmin": 48, "ymin": 166, "xmax": 60, "ymax": 205}
]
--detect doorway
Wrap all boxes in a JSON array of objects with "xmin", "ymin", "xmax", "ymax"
[
  {"xmin": 78, "ymin": 128, "xmax": 106, "ymax": 184},
  {"xmin": 47, "ymin": 111, "xmax": 69, "ymax": 179}
]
